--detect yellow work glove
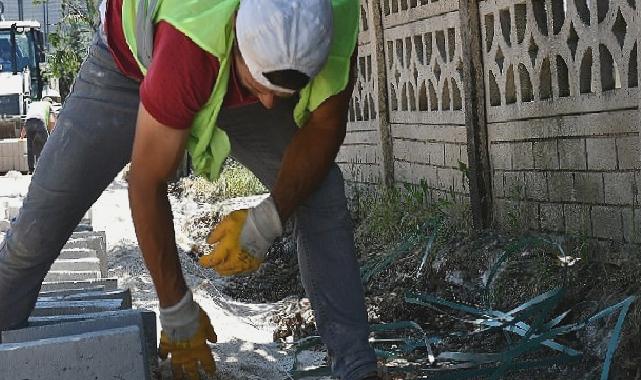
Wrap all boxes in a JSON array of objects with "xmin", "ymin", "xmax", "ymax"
[
  {"xmin": 158, "ymin": 290, "xmax": 217, "ymax": 380},
  {"xmin": 199, "ymin": 196, "xmax": 282, "ymax": 276}
]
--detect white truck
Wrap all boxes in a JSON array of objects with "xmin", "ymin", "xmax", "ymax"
[{"xmin": 0, "ymin": 20, "xmax": 47, "ymax": 172}]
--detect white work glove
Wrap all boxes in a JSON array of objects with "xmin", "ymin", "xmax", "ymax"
[
  {"xmin": 240, "ymin": 196, "xmax": 283, "ymax": 260},
  {"xmin": 199, "ymin": 196, "xmax": 282, "ymax": 275}
]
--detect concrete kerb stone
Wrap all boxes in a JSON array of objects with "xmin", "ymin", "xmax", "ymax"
[
  {"xmin": 3, "ymin": 309, "xmax": 156, "ymax": 377},
  {"xmin": 58, "ymin": 248, "xmax": 97, "ymax": 260},
  {"xmin": 44, "ymin": 270, "xmax": 101, "ymax": 283},
  {"xmin": 64, "ymin": 231, "xmax": 107, "ymax": 276},
  {"xmin": 50, "ymin": 257, "xmax": 101, "ymax": 272},
  {"xmin": 37, "ymin": 289, "xmax": 132, "ymax": 309},
  {"xmin": 31, "ymin": 299, "xmax": 127, "ymax": 317},
  {"xmin": 26, "ymin": 309, "xmax": 157, "ymax": 371},
  {"xmin": 0, "ymin": 326, "xmax": 148, "ymax": 380},
  {"xmin": 0, "ymin": 219, "xmax": 9, "ymax": 232},
  {"xmin": 40, "ymin": 278, "xmax": 117, "ymax": 292},
  {"xmin": 38, "ymin": 286, "xmax": 108, "ymax": 298}
]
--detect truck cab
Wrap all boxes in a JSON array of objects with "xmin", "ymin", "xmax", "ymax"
[{"xmin": 0, "ymin": 20, "xmax": 45, "ymax": 119}]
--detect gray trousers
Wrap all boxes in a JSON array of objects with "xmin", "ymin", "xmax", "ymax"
[
  {"xmin": 24, "ymin": 118, "xmax": 49, "ymax": 172},
  {"xmin": 0, "ymin": 37, "xmax": 376, "ymax": 379}
]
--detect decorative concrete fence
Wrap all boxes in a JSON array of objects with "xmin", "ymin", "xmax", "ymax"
[{"xmin": 338, "ymin": 0, "xmax": 641, "ymax": 248}]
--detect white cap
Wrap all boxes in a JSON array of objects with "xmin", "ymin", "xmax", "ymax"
[{"xmin": 236, "ymin": 0, "xmax": 333, "ymax": 94}]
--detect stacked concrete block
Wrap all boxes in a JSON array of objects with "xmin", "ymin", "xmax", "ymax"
[
  {"xmin": 0, "ymin": 138, "xmax": 28, "ymax": 173},
  {"xmin": 0, "ymin": 327, "xmax": 148, "ymax": 379},
  {"xmin": 0, "ymin": 221, "xmax": 157, "ymax": 379}
]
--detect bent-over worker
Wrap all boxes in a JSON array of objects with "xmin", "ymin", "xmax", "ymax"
[{"xmin": 0, "ymin": 0, "xmax": 380, "ymax": 379}]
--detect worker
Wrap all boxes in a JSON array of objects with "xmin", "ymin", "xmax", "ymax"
[
  {"xmin": 0, "ymin": 0, "xmax": 380, "ymax": 379},
  {"xmin": 20, "ymin": 98, "xmax": 56, "ymax": 173}
]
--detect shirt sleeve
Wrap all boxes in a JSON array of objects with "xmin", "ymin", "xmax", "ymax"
[{"xmin": 140, "ymin": 21, "xmax": 220, "ymax": 129}]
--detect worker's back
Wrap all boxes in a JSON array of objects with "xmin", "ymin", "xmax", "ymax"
[{"xmin": 25, "ymin": 101, "xmax": 50, "ymax": 124}]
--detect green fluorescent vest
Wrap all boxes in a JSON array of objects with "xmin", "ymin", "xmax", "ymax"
[{"xmin": 121, "ymin": 0, "xmax": 359, "ymax": 180}]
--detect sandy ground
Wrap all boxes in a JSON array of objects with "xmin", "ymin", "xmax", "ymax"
[{"xmin": 1, "ymin": 172, "xmax": 329, "ymax": 380}]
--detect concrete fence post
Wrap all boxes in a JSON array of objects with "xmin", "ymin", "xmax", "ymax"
[
  {"xmin": 459, "ymin": 0, "xmax": 493, "ymax": 228},
  {"xmin": 368, "ymin": 0, "xmax": 395, "ymax": 188}
]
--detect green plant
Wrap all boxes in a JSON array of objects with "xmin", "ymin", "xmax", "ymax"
[{"xmin": 36, "ymin": 0, "xmax": 99, "ymax": 99}]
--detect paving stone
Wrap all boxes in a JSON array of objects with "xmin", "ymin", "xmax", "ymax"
[
  {"xmin": 50, "ymin": 258, "xmax": 101, "ymax": 272},
  {"xmin": 58, "ymin": 248, "xmax": 97, "ymax": 260},
  {"xmin": 37, "ymin": 289, "xmax": 132, "ymax": 309},
  {"xmin": 40, "ymin": 278, "xmax": 117, "ymax": 292},
  {"xmin": 3, "ymin": 309, "xmax": 155, "ymax": 375},
  {"xmin": 31, "ymin": 299, "xmax": 127, "ymax": 317},
  {"xmin": 0, "ymin": 326, "xmax": 148, "ymax": 380},
  {"xmin": 44, "ymin": 270, "xmax": 101, "ymax": 283}
]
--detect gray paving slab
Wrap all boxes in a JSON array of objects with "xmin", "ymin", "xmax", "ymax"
[
  {"xmin": 3, "ymin": 309, "xmax": 156, "ymax": 374},
  {"xmin": 44, "ymin": 270, "xmax": 101, "ymax": 282},
  {"xmin": 58, "ymin": 248, "xmax": 97, "ymax": 260},
  {"xmin": 40, "ymin": 278, "xmax": 117, "ymax": 292},
  {"xmin": 0, "ymin": 326, "xmax": 148, "ymax": 380},
  {"xmin": 50, "ymin": 257, "xmax": 101, "ymax": 272},
  {"xmin": 31, "ymin": 299, "xmax": 127, "ymax": 317},
  {"xmin": 37, "ymin": 289, "xmax": 132, "ymax": 309}
]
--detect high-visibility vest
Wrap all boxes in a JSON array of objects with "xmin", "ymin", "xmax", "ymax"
[{"xmin": 121, "ymin": 0, "xmax": 359, "ymax": 180}]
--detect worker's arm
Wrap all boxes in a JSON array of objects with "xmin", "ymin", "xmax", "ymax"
[
  {"xmin": 272, "ymin": 57, "xmax": 357, "ymax": 221},
  {"xmin": 48, "ymin": 112, "xmax": 57, "ymax": 133},
  {"xmin": 127, "ymin": 104, "xmax": 189, "ymax": 307},
  {"xmin": 199, "ymin": 56, "xmax": 357, "ymax": 276},
  {"xmin": 129, "ymin": 104, "xmax": 217, "ymax": 378}
]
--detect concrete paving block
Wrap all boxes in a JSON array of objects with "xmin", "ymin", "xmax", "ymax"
[
  {"xmin": 44, "ymin": 270, "xmax": 101, "ymax": 282},
  {"xmin": 74, "ymin": 223, "xmax": 93, "ymax": 232},
  {"xmin": 58, "ymin": 248, "xmax": 97, "ymax": 260},
  {"xmin": 64, "ymin": 231, "xmax": 107, "ymax": 276},
  {"xmin": 3, "ymin": 309, "xmax": 156, "ymax": 375},
  {"xmin": 38, "ymin": 286, "xmax": 107, "ymax": 298},
  {"xmin": 50, "ymin": 257, "xmax": 101, "ymax": 272},
  {"xmin": 40, "ymin": 278, "xmax": 117, "ymax": 292},
  {"xmin": 6, "ymin": 202, "xmax": 20, "ymax": 219},
  {"xmin": 38, "ymin": 289, "xmax": 132, "ymax": 309},
  {"xmin": 0, "ymin": 326, "xmax": 148, "ymax": 380},
  {"xmin": 31, "ymin": 299, "xmax": 127, "ymax": 317}
]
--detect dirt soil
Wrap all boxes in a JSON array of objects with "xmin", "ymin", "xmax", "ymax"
[
  {"xmin": 6, "ymin": 169, "xmax": 636, "ymax": 380},
  {"xmin": 174, "ymin": 179, "xmax": 640, "ymax": 380}
]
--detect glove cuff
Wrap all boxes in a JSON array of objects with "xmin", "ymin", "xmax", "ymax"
[
  {"xmin": 241, "ymin": 196, "xmax": 283, "ymax": 260},
  {"xmin": 159, "ymin": 289, "xmax": 200, "ymax": 341}
]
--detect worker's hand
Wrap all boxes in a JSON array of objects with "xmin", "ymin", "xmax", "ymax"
[
  {"xmin": 199, "ymin": 196, "xmax": 282, "ymax": 276},
  {"xmin": 19, "ymin": 127, "xmax": 26, "ymax": 139},
  {"xmin": 158, "ymin": 290, "xmax": 217, "ymax": 380}
]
